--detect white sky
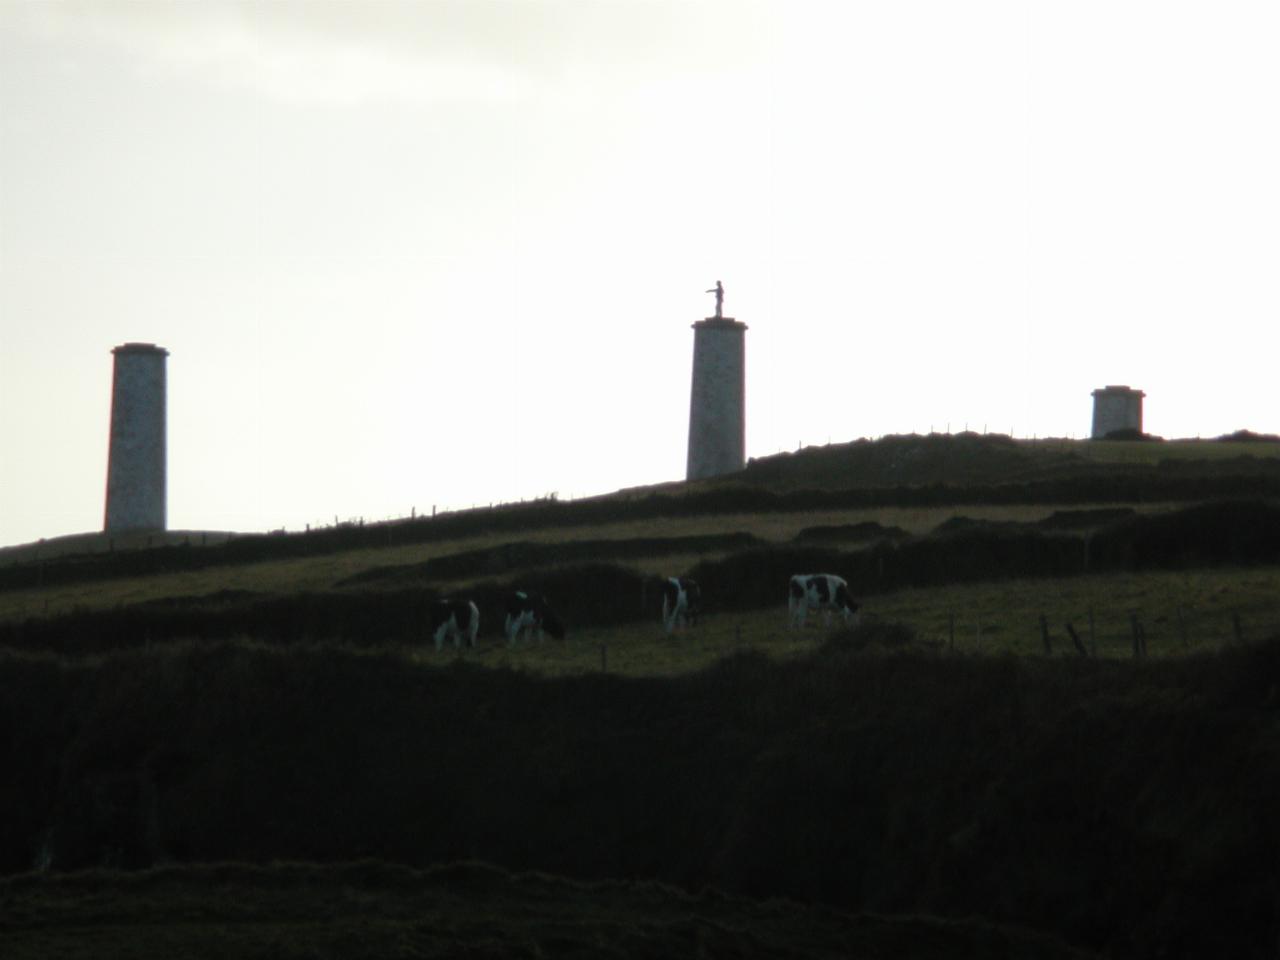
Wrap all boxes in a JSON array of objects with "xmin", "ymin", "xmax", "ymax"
[{"xmin": 2, "ymin": 0, "xmax": 1278, "ymax": 548}]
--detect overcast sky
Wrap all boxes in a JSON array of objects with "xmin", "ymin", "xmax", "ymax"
[{"xmin": 2, "ymin": 0, "xmax": 1278, "ymax": 548}]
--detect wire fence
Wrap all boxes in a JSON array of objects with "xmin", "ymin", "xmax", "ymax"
[{"xmin": 926, "ymin": 603, "xmax": 1280, "ymax": 659}]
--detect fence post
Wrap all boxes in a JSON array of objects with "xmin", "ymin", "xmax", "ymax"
[
  {"xmin": 1040, "ymin": 614, "xmax": 1052, "ymax": 655},
  {"xmin": 1065, "ymin": 622, "xmax": 1089, "ymax": 658},
  {"xmin": 1129, "ymin": 613, "xmax": 1146, "ymax": 659}
]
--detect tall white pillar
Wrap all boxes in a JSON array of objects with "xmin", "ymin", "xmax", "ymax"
[
  {"xmin": 104, "ymin": 342, "xmax": 168, "ymax": 532},
  {"xmin": 686, "ymin": 317, "xmax": 747, "ymax": 480}
]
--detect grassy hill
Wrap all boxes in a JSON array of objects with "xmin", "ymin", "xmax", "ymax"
[
  {"xmin": 3, "ymin": 433, "xmax": 1280, "ymax": 958},
  {"xmin": 724, "ymin": 431, "xmax": 1280, "ymax": 489}
]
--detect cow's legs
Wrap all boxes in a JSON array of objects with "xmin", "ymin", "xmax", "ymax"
[
  {"xmin": 663, "ymin": 598, "xmax": 678, "ymax": 635},
  {"xmin": 789, "ymin": 597, "xmax": 808, "ymax": 630}
]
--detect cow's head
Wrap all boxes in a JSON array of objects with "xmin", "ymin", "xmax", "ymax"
[
  {"xmin": 683, "ymin": 579, "xmax": 702, "ymax": 614},
  {"xmin": 835, "ymin": 584, "xmax": 861, "ymax": 623}
]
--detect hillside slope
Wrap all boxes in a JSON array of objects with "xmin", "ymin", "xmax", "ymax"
[
  {"xmin": 727, "ymin": 432, "xmax": 1280, "ymax": 490},
  {"xmin": 5, "ymin": 434, "xmax": 1280, "ymax": 605}
]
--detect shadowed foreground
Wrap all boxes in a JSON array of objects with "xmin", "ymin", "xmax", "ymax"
[
  {"xmin": 0, "ymin": 860, "xmax": 1097, "ymax": 960},
  {"xmin": 3, "ymin": 627, "xmax": 1278, "ymax": 958}
]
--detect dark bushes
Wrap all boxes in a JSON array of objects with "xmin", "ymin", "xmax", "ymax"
[
  {"xmin": 338, "ymin": 532, "xmax": 763, "ymax": 587},
  {"xmin": 4, "ymin": 635, "xmax": 1280, "ymax": 957},
  {"xmin": 792, "ymin": 521, "xmax": 909, "ymax": 544},
  {"xmin": 1090, "ymin": 499, "xmax": 1280, "ymax": 569}
]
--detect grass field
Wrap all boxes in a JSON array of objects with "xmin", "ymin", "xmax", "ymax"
[
  {"xmin": 0, "ymin": 501, "xmax": 1187, "ymax": 623},
  {"xmin": 392, "ymin": 564, "xmax": 1280, "ymax": 678}
]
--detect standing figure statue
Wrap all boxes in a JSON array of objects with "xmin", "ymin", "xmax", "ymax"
[{"xmin": 706, "ymin": 280, "xmax": 724, "ymax": 319}]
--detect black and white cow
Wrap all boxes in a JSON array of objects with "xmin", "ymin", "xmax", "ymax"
[
  {"xmin": 661, "ymin": 576, "xmax": 701, "ymax": 634},
  {"xmin": 788, "ymin": 574, "xmax": 860, "ymax": 629},
  {"xmin": 428, "ymin": 599, "xmax": 480, "ymax": 651},
  {"xmin": 504, "ymin": 590, "xmax": 566, "ymax": 645}
]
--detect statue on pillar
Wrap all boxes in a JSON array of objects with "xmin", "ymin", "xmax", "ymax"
[{"xmin": 705, "ymin": 280, "xmax": 724, "ymax": 319}]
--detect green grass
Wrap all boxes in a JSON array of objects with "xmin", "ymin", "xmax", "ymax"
[
  {"xmin": 0, "ymin": 501, "xmax": 1181, "ymax": 623},
  {"xmin": 403, "ymin": 565, "xmax": 1280, "ymax": 677}
]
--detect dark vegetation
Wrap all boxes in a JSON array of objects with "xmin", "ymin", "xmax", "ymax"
[
  {"xmin": 335, "ymin": 531, "xmax": 765, "ymax": 587},
  {"xmin": 4, "ymin": 500, "xmax": 1279, "ymax": 656},
  {"xmin": 792, "ymin": 520, "xmax": 911, "ymax": 543},
  {"xmin": 1096, "ymin": 428, "xmax": 1157, "ymax": 441},
  {"xmin": 2, "ymin": 631, "xmax": 1278, "ymax": 958},
  {"xmin": 739, "ymin": 431, "xmax": 1280, "ymax": 488},
  {"xmin": 0, "ymin": 861, "xmax": 1098, "ymax": 959},
  {"xmin": 1216, "ymin": 430, "xmax": 1280, "ymax": 443}
]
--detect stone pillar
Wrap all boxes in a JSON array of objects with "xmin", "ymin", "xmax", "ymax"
[
  {"xmin": 104, "ymin": 343, "xmax": 168, "ymax": 532},
  {"xmin": 687, "ymin": 317, "xmax": 747, "ymax": 480},
  {"xmin": 1090, "ymin": 385, "xmax": 1145, "ymax": 439}
]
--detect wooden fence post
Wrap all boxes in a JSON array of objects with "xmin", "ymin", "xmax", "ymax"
[
  {"xmin": 1129, "ymin": 613, "xmax": 1146, "ymax": 659},
  {"xmin": 1040, "ymin": 614, "xmax": 1052, "ymax": 655},
  {"xmin": 1065, "ymin": 622, "xmax": 1089, "ymax": 657}
]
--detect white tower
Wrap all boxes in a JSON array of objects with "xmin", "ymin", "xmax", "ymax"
[
  {"xmin": 104, "ymin": 342, "xmax": 168, "ymax": 532},
  {"xmin": 686, "ymin": 285, "xmax": 747, "ymax": 480},
  {"xmin": 1091, "ymin": 385, "xmax": 1145, "ymax": 439}
]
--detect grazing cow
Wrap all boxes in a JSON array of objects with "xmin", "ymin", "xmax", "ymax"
[
  {"xmin": 428, "ymin": 599, "xmax": 479, "ymax": 651},
  {"xmin": 788, "ymin": 574, "xmax": 860, "ymax": 629},
  {"xmin": 504, "ymin": 590, "xmax": 566, "ymax": 645},
  {"xmin": 661, "ymin": 576, "xmax": 701, "ymax": 634}
]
